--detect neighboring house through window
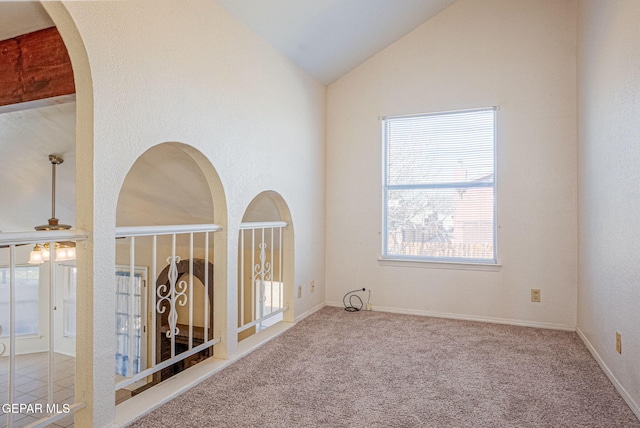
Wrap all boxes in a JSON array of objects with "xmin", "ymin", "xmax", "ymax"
[{"xmin": 382, "ymin": 107, "xmax": 497, "ymax": 263}]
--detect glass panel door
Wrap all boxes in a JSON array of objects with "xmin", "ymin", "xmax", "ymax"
[{"xmin": 115, "ymin": 270, "xmax": 146, "ymax": 377}]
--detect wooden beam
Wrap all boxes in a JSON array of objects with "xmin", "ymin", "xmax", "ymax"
[{"xmin": 0, "ymin": 27, "xmax": 75, "ymax": 108}]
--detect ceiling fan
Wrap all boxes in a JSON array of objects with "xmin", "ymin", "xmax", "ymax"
[{"xmin": 27, "ymin": 154, "xmax": 76, "ymax": 264}]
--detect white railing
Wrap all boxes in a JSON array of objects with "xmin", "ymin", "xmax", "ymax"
[
  {"xmin": 114, "ymin": 224, "xmax": 221, "ymax": 391},
  {"xmin": 237, "ymin": 221, "xmax": 287, "ymax": 333},
  {"xmin": 0, "ymin": 230, "xmax": 87, "ymax": 428}
]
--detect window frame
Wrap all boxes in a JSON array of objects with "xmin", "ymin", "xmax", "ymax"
[
  {"xmin": 0, "ymin": 264, "xmax": 41, "ymax": 338},
  {"xmin": 62, "ymin": 265, "xmax": 77, "ymax": 338},
  {"xmin": 114, "ymin": 265, "xmax": 148, "ymax": 386},
  {"xmin": 381, "ymin": 107, "xmax": 498, "ymax": 265}
]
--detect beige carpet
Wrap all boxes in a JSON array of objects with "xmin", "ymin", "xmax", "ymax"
[{"xmin": 129, "ymin": 307, "xmax": 640, "ymax": 427}]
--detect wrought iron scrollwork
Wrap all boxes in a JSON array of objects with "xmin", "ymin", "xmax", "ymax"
[
  {"xmin": 254, "ymin": 242, "xmax": 272, "ymax": 303},
  {"xmin": 156, "ymin": 256, "xmax": 188, "ymax": 338}
]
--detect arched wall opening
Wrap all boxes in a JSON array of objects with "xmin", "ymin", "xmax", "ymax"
[
  {"xmin": 37, "ymin": 2, "xmax": 99, "ymax": 426},
  {"xmin": 114, "ymin": 142, "xmax": 228, "ymax": 402},
  {"xmin": 237, "ymin": 191, "xmax": 294, "ymax": 341},
  {"xmin": 0, "ymin": 6, "xmax": 79, "ymax": 364},
  {"xmin": 0, "ymin": 2, "xmax": 97, "ymax": 427}
]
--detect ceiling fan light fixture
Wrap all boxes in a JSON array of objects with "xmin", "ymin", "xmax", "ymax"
[
  {"xmin": 34, "ymin": 155, "xmax": 72, "ymax": 231},
  {"xmin": 56, "ymin": 245, "xmax": 76, "ymax": 262},
  {"xmin": 28, "ymin": 244, "xmax": 45, "ymax": 265},
  {"xmin": 28, "ymin": 154, "xmax": 76, "ymax": 265}
]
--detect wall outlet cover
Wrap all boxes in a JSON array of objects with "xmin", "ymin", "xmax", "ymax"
[{"xmin": 531, "ymin": 289, "xmax": 541, "ymax": 302}]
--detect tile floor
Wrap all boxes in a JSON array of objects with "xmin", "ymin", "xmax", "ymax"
[{"xmin": 0, "ymin": 352, "xmax": 75, "ymax": 428}]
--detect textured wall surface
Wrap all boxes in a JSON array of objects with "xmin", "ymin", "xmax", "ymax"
[
  {"xmin": 327, "ymin": 0, "xmax": 578, "ymax": 328},
  {"xmin": 577, "ymin": 0, "xmax": 640, "ymax": 417},
  {"xmin": 47, "ymin": 0, "xmax": 326, "ymax": 425}
]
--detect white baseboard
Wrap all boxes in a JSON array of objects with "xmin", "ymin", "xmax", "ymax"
[
  {"xmin": 576, "ymin": 327, "xmax": 640, "ymax": 420},
  {"xmin": 325, "ymin": 301, "xmax": 575, "ymax": 331},
  {"xmin": 295, "ymin": 302, "xmax": 326, "ymax": 323}
]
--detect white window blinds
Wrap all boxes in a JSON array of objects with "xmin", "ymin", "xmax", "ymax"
[
  {"xmin": 383, "ymin": 107, "xmax": 497, "ymax": 263},
  {"xmin": 0, "ymin": 266, "xmax": 40, "ymax": 337}
]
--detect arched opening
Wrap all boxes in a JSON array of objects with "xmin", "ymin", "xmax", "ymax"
[
  {"xmin": 0, "ymin": 2, "xmax": 91, "ymax": 427},
  {"xmin": 114, "ymin": 142, "xmax": 227, "ymax": 402},
  {"xmin": 238, "ymin": 191, "xmax": 294, "ymax": 341}
]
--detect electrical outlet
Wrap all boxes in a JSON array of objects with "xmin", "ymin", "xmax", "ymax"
[
  {"xmin": 616, "ymin": 332, "xmax": 622, "ymax": 354},
  {"xmin": 531, "ymin": 289, "xmax": 541, "ymax": 302},
  {"xmin": 311, "ymin": 280, "xmax": 315, "ymax": 293},
  {"xmin": 298, "ymin": 285, "xmax": 302, "ymax": 299}
]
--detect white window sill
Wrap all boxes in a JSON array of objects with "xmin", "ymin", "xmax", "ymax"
[{"xmin": 378, "ymin": 257, "xmax": 502, "ymax": 271}]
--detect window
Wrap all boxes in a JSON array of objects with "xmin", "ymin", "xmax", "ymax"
[
  {"xmin": 0, "ymin": 266, "xmax": 40, "ymax": 336},
  {"xmin": 115, "ymin": 267, "xmax": 147, "ymax": 378},
  {"xmin": 62, "ymin": 266, "xmax": 77, "ymax": 338},
  {"xmin": 382, "ymin": 107, "xmax": 497, "ymax": 263}
]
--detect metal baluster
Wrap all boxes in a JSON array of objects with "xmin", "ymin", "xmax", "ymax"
[
  {"xmin": 279, "ymin": 227, "xmax": 283, "ymax": 310},
  {"xmin": 204, "ymin": 231, "xmax": 209, "ymax": 342},
  {"xmin": 151, "ymin": 235, "xmax": 157, "ymax": 367},
  {"xmin": 270, "ymin": 227, "xmax": 274, "ymax": 314},
  {"xmin": 48, "ymin": 240, "xmax": 55, "ymax": 405},
  {"xmin": 8, "ymin": 245, "xmax": 16, "ymax": 428},
  {"xmin": 259, "ymin": 228, "xmax": 265, "ymax": 321},
  {"xmin": 240, "ymin": 229, "xmax": 244, "ymax": 328},
  {"xmin": 170, "ymin": 234, "xmax": 176, "ymax": 358},
  {"xmin": 251, "ymin": 229, "xmax": 255, "ymax": 322},
  {"xmin": 129, "ymin": 237, "xmax": 135, "ymax": 377},
  {"xmin": 189, "ymin": 233, "xmax": 193, "ymax": 350}
]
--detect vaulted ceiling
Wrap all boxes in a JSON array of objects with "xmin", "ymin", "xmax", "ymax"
[
  {"xmin": 0, "ymin": 1, "xmax": 53, "ymax": 41},
  {"xmin": 0, "ymin": 0, "xmax": 456, "ymax": 232},
  {"xmin": 214, "ymin": 0, "xmax": 457, "ymax": 84},
  {"xmin": 0, "ymin": 102, "xmax": 76, "ymax": 232}
]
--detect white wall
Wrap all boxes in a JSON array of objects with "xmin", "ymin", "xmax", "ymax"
[
  {"xmin": 577, "ymin": 0, "xmax": 640, "ymax": 417},
  {"xmin": 46, "ymin": 1, "xmax": 326, "ymax": 426},
  {"xmin": 326, "ymin": 0, "xmax": 577, "ymax": 328}
]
